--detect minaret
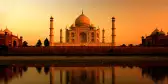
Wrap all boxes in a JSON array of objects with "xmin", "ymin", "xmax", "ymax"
[
  {"xmin": 49, "ymin": 16, "xmax": 54, "ymax": 46},
  {"xmin": 102, "ymin": 28, "xmax": 105, "ymax": 43},
  {"xmin": 19, "ymin": 36, "xmax": 23, "ymax": 47},
  {"xmin": 60, "ymin": 29, "xmax": 63, "ymax": 43},
  {"xmin": 112, "ymin": 17, "xmax": 116, "ymax": 46},
  {"xmin": 65, "ymin": 26, "xmax": 68, "ymax": 43}
]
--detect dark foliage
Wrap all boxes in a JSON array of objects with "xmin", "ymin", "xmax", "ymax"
[
  {"xmin": 36, "ymin": 67, "xmax": 42, "ymax": 73},
  {"xmin": 36, "ymin": 39, "xmax": 42, "ymax": 47},
  {"xmin": 121, "ymin": 44, "xmax": 126, "ymax": 47},
  {"xmin": 44, "ymin": 67, "xmax": 50, "ymax": 75},
  {"xmin": 44, "ymin": 38, "xmax": 49, "ymax": 47},
  {"xmin": 22, "ymin": 41, "xmax": 28, "ymax": 47},
  {"xmin": 128, "ymin": 44, "xmax": 133, "ymax": 47}
]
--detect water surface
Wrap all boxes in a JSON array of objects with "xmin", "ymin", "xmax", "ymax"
[{"xmin": 0, "ymin": 56, "xmax": 168, "ymax": 84}]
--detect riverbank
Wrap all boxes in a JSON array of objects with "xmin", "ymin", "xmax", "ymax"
[
  {"xmin": 0, "ymin": 56, "xmax": 168, "ymax": 66},
  {"xmin": 2, "ymin": 46, "xmax": 168, "ymax": 56}
]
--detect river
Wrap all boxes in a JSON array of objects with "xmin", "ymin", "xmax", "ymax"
[{"xmin": 0, "ymin": 56, "xmax": 168, "ymax": 84}]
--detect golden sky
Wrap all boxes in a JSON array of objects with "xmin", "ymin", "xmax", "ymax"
[{"xmin": 0, "ymin": 0, "xmax": 168, "ymax": 46}]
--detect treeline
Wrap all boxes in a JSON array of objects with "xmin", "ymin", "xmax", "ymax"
[
  {"xmin": 120, "ymin": 44, "xmax": 141, "ymax": 47},
  {"xmin": 22, "ymin": 38, "xmax": 49, "ymax": 47}
]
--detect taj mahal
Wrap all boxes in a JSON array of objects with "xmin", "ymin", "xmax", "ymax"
[{"xmin": 49, "ymin": 11, "xmax": 116, "ymax": 46}]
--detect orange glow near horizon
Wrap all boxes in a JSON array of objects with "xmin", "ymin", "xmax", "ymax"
[{"xmin": 0, "ymin": 0, "xmax": 168, "ymax": 46}]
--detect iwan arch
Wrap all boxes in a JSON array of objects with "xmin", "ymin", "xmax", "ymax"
[{"xmin": 49, "ymin": 11, "xmax": 116, "ymax": 46}]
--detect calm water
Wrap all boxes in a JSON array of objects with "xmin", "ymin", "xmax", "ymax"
[
  {"xmin": 0, "ymin": 56, "xmax": 168, "ymax": 84},
  {"xmin": 1, "ymin": 66, "xmax": 168, "ymax": 84}
]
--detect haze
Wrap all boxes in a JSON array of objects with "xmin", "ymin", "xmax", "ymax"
[{"xmin": 0, "ymin": 0, "xmax": 168, "ymax": 45}]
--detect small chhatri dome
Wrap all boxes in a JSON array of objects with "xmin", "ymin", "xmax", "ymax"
[
  {"xmin": 71, "ymin": 23, "xmax": 76, "ymax": 28},
  {"xmin": 90, "ymin": 24, "xmax": 95, "ymax": 28},
  {"xmin": 3, "ymin": 27, "xmax": 12, "ymax": 34},
  {"xmin": 112, "ymin": 16, "xmax": 115, "ymax": 19},
  {"xmin": 103, "ymin": 28, "xmax": 105, "ymax": 31},
  {"xmin": 0, "ymin": 29, "xmax": 4, "ymax": 34},
  {"xmin": 75, "ymin": 11, "xmax": 90, "ymax": 27},
  {"xmin": 160, "ymin": 29, "xmax": 165, "ymax": 35},
  {"xmin": 151, "ymin": 28, "xmax": 159, "ymax": 35},
  {"xmin": 50, "ymin": 16, "xmax": 54, "ymax": 19}
]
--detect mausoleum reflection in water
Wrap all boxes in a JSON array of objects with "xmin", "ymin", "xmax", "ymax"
[{"xmin": 0, "ymin": 65, "xmax": 168, "ymax": 84}]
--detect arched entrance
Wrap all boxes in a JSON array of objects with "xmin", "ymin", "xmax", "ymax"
[
  {"xmin": 80, "ymin": 32, "xmax": 87, "ymax": 43},
  {"xmin": 13, "ymin": 40, "xmax": 17, "ymax": 47}
]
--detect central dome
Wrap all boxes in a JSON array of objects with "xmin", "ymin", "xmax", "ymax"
[{"xmin": 75, "ymin": 13, "xmax": 90, "ymax": 27}]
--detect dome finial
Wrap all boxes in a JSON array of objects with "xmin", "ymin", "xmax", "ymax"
[
  {"xmin": 75, "ymin": 11, "xmax": 90, "ymax": 27},
  {"xmin": 156, "ymin": 24, "xmax": 159, "ymax": 29},
  {"xmin": 82, "ymin": 9, "xmax": 83, "ymax": 15}
]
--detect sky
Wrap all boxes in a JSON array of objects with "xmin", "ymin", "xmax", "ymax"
[{"xmin": 0, "ymin": 0, "xmax": 168, "ymax": 46}]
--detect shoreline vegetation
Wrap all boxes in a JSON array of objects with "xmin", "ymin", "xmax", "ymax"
[{"xmin": 0, "ymin": 46, "xmax": 168, "ymax": 56}]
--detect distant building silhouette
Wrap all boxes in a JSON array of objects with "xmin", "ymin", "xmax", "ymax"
[
  {"xmin": 0, "ymin": 27, "xmax": 23, "ymax": 47},
  {"xmin": 141, "ymin": 28, "xmax": 168, "ymax": 47}
]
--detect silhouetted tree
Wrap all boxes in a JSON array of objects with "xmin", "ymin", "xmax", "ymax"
[
  {"xmin": 128, "ymin": 44, "xmax": 133, "ymax": 47},
  {"xmin": 121, "ymin": 44, "xmax": 126, "ymax": 47},
  {"xmin": 44, "ymin": 67, "xmax": 50, "ymax": 75},
  {"xmin": 22, "ymin": 41, "xmax": 28, "ymax": 47},
  {"xmin": 44, "ymin": 38, "xmax": 49, "ymax": 47},
  {"xmin": 36, "ymin": 67, "xmax": 42, "ymax": 74},
  {"xmin": 36, "ymin": 39, "xmax": 42, "ymax": 47},
  {"xmin": 0, "ymin": 45, "xmax": 8, "ymax": 55},
  {"xmin": 12, "ymin": 66, "xmax": 17, "ymax": 73},
  {"xmin": 22, "ymin": 66, "xmax": 28, "ymax": 72}
]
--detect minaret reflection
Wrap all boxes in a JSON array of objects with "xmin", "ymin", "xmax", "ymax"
[
  {"xmin": 112, "ymin": 66, "xmax": 115, "ymax": 84},
  {"xmin": 101, "ymin": 70, "xmax": 105, "ymax": 84},
  {"xmin": 60, "ymin": 70, "xmax": 62, "ymax": 84},
  {"xmin": 66, "ymin": 71, "xmax": 70, "ymax": 84},
  {"xmin": 49, "ymin": 67, "xmax": 55, "ymax": 84}
]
